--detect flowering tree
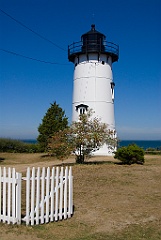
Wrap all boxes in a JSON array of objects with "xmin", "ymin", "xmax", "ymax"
[
  {"xmin": 71, "ymin": 111, "xmax": 117, "ymax": 163},
  {"xmin": 48, "ymin": 110, "xmax": 117, "ymax": 163}
]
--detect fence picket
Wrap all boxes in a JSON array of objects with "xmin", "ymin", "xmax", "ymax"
[
  {"xmin": 41, "ymin": 167, "xmax": 45, "ymax": 224},
  {"xmin": 3, "ymin": 168, "xmax": 6, "ymax": 223},
  {"xmin": 70, "ymin": 167, "xmax": 73, "ymax": 215},
  {"xmin": 16, "ymin": 172, "xmax": 22, "ymax": 224},
  {"xmin": 7, "ymin": 168, "xmax": 11, "ymax": 224},
  {"xmin": 45, "ymin": 167, "xmax": 50, "ymax": 223},
  {"xmin": 50, "ymin": 167, "xmax": 55, "ymax": 221},
  {"xmin": 68, "ymin": 167, "xmax": 73, "ymax": 217},
  {"xmin": 64, "ymin": 167, "xmax": 68, "ymax": 219},
  {"xmin": 26, "ymin": 167, "xmax": 30, "ymax": 225},
  {"xmin": 0, "ymin": 167, "xmax": 1, "ymax": 220},
  {"xmin": 59, "ymin": 167, "xmax": 63, "ymax": 220},
  {"xmin": 55, "ymin": 167, "xmax": 59, "ymax": 221},
  {"xmin": 31, "ymin": 167, "xmax": 35, "ymax": 225},
  {"xmin": 36, "ymin": 167, "xmax": 40, "ymax": 224},
  {"xmin": 12, "ymin": 168, "xmax": 16, "ymax": 223}
]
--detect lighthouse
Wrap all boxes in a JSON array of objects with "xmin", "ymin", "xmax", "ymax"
[{"xmin": 68, "ymin": 24, "xmax": 119, "ymax": 155}]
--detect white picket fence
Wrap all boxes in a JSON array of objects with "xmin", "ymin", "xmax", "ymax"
[
  {"xmin": 0, "ymin": 167, "xmax": 22, "ymax": 224},
  {"xmin": 0, "ymin": 166, "xmax": 73, "ymax": 225}
]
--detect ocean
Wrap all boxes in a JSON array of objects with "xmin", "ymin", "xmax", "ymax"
[
  {"xmin": 119, "ymin": 140, "xmax": 161, "ymax": 150},
  {"xmin": 22, "ymin": 139, "xmax": 161, "ymax": 150}
]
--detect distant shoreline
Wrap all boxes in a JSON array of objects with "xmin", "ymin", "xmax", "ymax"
[
  {"xmin": 0, "ymin": 138, "xmax": 160, "ymax": 150},
  {"xmin": 20, "ymin": 139, "xmax": 161, "ymax": 150}
]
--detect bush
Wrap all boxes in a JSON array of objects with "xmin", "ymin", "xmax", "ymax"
[
  {"xmin": 145, "ymin": 146, "xmax": 161, "ymax": 155},
  {"xmin": 145, "ymin": 150, "xmax": 161, "ymax": 155},
  {"xmin": 114, "ymin": 144, "xmax": 145, "ymax": 165},
  {"xmin": 0, "ymin": 138, "xmax": 40, "ymax": 153}
]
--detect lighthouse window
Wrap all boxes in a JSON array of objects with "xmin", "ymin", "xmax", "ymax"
[
  {"xmin": 111, "ymin": 82, "xmax": 115, "ymax": 102},
  {"xmin": 80, "ymin": 108, "xmax": 85, "ymax": 114},
  {"xmin": 75, "ymin": 104, "xmax": 89, "ymax": 115}
]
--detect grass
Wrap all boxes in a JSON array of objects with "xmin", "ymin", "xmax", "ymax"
[{"xmin": 0, "ymin": 153, "xmax": 161, "ymax": 240}]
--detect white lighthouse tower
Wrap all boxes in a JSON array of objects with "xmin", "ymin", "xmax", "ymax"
[{"xmin": 68, "ymin": 24, "xmax": 119, "ymax": 155}]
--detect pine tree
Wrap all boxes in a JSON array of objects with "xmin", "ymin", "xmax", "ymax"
[{"xmin": 37, "ymin": 101, "xmax": 68, "ymax": 151}]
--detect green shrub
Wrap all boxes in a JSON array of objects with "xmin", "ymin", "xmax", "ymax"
[
  {"xmin": 145, "ymin": 146, "xmax": 161, "ymax": 155},
  {"xmin": 0, "ymin": 138, "xmax": 40, "ymax": 153},
  {"xmin": 145, "ymin": 150, "xmax": 161, "ymax": 155},
  {"xmin": 114, "ymin": 144, "xmax": 145, "ymax": 165}
]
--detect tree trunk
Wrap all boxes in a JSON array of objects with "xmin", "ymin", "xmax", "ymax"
[{"xmin": 76, "ymin": 154, "xmax": 84, "ymax": 164}]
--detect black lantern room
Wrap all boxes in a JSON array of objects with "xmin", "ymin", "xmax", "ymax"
[{"xmin": 68, "ymin": 24, "xmax": 119, "ymax": 63}]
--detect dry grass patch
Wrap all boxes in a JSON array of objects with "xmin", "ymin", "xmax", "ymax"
[{"xmin": 0, "ymin": 154, "xmax": 161, "ymax": 240}]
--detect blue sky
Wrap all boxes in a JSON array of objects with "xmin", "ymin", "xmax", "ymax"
[{"xmin": 0, "ymin": 0, "xmax": 161, "ymax": 140}]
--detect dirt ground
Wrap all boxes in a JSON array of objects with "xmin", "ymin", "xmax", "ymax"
[{"xmin": 0, "ymin": 153, "xmax": 161, "ymax": 240}]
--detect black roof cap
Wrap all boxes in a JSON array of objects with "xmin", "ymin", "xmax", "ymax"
[{"xmin": 81, "ymin": 24, "xmax": 106, "ymax": 38}]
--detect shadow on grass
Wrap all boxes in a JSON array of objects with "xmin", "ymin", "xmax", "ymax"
[
  {"xmin": 40, "ymin": 154, "xmax": 118, "ymax": 166},
  {"xmin": 0, "ymin": 157, "xmax": 5, "ymax": 162},
  {"xmin": 52, "ymin": 161, "xmax": 116, "ymax": 167},
  {"xmin": 54, "ymin": 160, "xmax": 144, "ymax": 167},
  {"xmin": 114, "ymin": 161, "xmax": 144, "ymax": 165},
  {"xmin": 82, "ymin": 160, "xmax": 115, "ymax": 165},
  {"xmin": 40, "ymin": 154, "xmax": 51, "ymax": 158}
]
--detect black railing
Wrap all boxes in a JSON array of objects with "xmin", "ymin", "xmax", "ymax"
[{"xmin": 68, "ymin": 40, "xmax": 119, "ymax": 62}]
